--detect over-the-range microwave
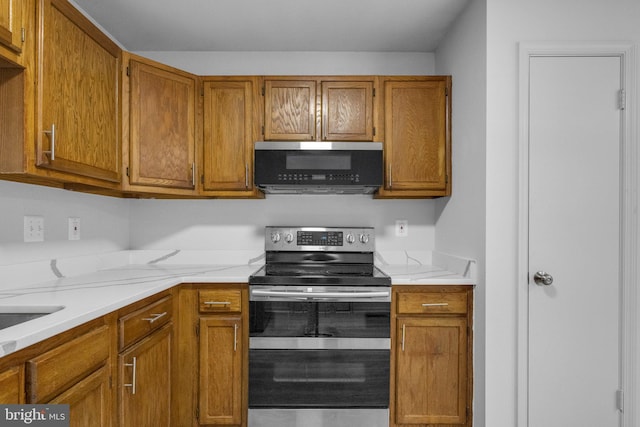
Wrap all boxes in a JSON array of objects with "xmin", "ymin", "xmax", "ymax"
[{"xmin": 254, "ymin": 141, "xmax": 383, "ymax": 195}]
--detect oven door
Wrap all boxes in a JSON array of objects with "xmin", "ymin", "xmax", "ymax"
[{"xmin": 249, "ymin": 285, "xmax": 390, "ymax": 425}]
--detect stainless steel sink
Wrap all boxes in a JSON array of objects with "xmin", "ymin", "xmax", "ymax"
[{"xmin": 0, "ymin": 306, "xmax": 65, "ymax": 330}]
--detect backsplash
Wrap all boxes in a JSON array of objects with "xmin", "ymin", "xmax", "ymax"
[{"xmin": 0, "ymin": 180, "xmax": 438, "ymax": 266}]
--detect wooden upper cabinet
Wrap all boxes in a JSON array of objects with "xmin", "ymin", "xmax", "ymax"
[
  {"xmin": 202, "ymin": 77, "xmax": 262, "ymax": 197},
  {"xmin": 264, "ymin": 79, "xmax": 316, "ymax": 141},
  {"xmin": 379, "ymin": 77, "xmax": 451, "ymax": 198},
  {"xmin": 126, "ymin": 55, "xmax": 197, "ymax": 191},
  {"xmin": 322, "ymin": 80, "xmax": 374, "ymax": 141},
  {"xmin": 36, "ymin": 0, "xmax": 121, "ymax": 184},
  {"xmin": 263, "ymin": 77, "xmax": 376, "ymax": 142},
  {"xmin": 0, "ymin": 0, "xmax": 23, "ymax": 56}
]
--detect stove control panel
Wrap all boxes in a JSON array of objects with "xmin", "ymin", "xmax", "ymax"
[{"xmin": 265, "ymin": 226, "xmax": 376, "ymax": 252}]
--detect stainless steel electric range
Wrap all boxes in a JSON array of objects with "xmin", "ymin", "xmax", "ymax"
[{"xmin": 248, "ymin": 226, "xmax": 391, "ymax": 427}]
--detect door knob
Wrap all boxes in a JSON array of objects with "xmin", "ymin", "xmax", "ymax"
[{"xmin": 533, "ymin": 271, "xmax": 554, "ymax": 286}]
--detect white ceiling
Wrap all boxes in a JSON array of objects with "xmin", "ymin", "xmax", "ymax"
[{"xmin": 71, "ymin": 0, "xmax": 470, "ymax": 52}]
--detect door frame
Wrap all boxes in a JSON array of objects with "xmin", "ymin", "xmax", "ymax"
[{"xmin": 517, "ymin": 42, "xmax": 637, "ymax": 427}]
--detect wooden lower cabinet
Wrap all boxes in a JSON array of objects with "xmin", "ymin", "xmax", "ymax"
[
  {"xmin": 390, "ymin": 285, "xmax": 473, "ymax": 427},
  {"xmin": 117, "ymin": 291, "xmax": 174, "ymax": 427},
  {"xmin": 0, "ymin": 364, "xmax": 24, "ymax": 403},
  {"xmin": 49, "ymin": 364, "xmax": 112, "ymax": 427},
  {"xmin": 26, "ymin": 321, "xmax": 113, "ymax": 427},
  {"xmin": 196, "ymin": 285, "xmax": 248, "ymax": 427},
  {"xmin": 119, "ymin": 323, "xmax": 173, "ymax": 427},
  {"xmin": 199, "ymin": 316, "xmax": 243, "ymax": 425}
]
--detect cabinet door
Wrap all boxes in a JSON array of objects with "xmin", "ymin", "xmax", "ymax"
[
  {"xmin": 203, "ymin": 79, "xmax": 259, "ymax": 196},
  {"xmin": 36, "ymin": 0, "xmax": 121, "ymax": 183},
  {"xmin": 264, "ymin": 79, "xmax": 316, "ymax": 141},
  {"xmin": 322, "ymin": 81, "xmax": 373, "ymax": 141},
  {"xmin": 120, "ymin": 323, "xmax": 172, "ymax": 427},
  {"xmin": 49, "ymin": 365, "xmax": 111, "ymax": 427},
  {"xmin": 395, "ymin": 316, "xmax": 468, "ymax": 425},
  {"xmin": 199, "ymin": 316, "xmax": 242, "ymax": 425},
  {"xmin": 0, "ymin": 365, "xmax": 24, "ymax": 403},
  {"xmin": 381, "ymin": 78, "xmax": 451, "ymax": 197},
  {"xmin": 128, "ymin": 58, "xmax": 196, "ymax": 189},
  {"xmin": 0, "ymin": 0, "xmax": 22, "ymax": 54}
]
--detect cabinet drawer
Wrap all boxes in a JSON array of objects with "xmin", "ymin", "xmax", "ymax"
[
  {"xmin": 27, "ymin": 325, "xmax": 110, "ymax": 403},
  {"xmin": 396, "ymin": 291, "xmax": 467, "ymax": 314},
  {"xmin": 119, "ymin": 295, "xmax": 173, "ymax": 350},
  {"xmin": 199, "ymin": 289, "xmax": 242, "ymax": 313}
]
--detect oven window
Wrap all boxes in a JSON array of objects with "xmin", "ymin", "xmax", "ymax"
[
  {"xmin": 250, "ymin": 301, "xmax": 389, "ymax": 338},
  {"xmin": 249, "ymin": 349, "xmax": 389, "ymax": 408}
]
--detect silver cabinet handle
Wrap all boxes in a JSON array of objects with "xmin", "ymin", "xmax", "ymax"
[
  {"xmin": 124, "ymin": 356, "xmax": 137, "ymax": 394},
  {"xmin": 204, "ymin": 301, "xmax": 231, "ymax": 306},
  {"xmin": 142, "ymin": 312, "xmax": 167, "ymax": 323},
  {"xmin": 191, "ymin": 163, "xmax": 196, "ymax": 187},
  {"xmin": 245, "ymin": 163, "xmax": 249, "ymax": 188},
  {"xmin": 401, "ymin": 324, "xmax": 406, "ymax": 352},
  {"xmin": 233, "ymin": 323, "xmax": 238, "ymax": 352},
  {"xmin": 388, "ymin": 164, "xmax": 392, "ymax": 189},
  {"xmin": 533, "ymin": 271, "xmax": 554, "ymax": 286},
  {"xmin": 43, "ymin": 124, "xmax": 56, "ymax": 160},
  {"xmin": 422, "ymin": 303, "xmax": 449, "ymax": 307}
]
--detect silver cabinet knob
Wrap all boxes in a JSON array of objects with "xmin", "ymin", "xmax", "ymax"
[{"xmin": 533, "ymin": 271, "xmax": 554, "ymax": 286}]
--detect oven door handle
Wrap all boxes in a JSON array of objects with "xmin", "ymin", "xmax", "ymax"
[{"xmin": 251, "ymin": 289, "xmax": 390, "ymax": 299}]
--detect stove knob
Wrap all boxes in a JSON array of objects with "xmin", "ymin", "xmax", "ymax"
[
  {"xmin": 271, "ymin": 232, "xmax": 281, "ymax": 243},
  {"xmin": 359, "ymin": 234, "xmax": 370, "ymax": 244},
  {"xmin": 285, "ymin": 233, "xmax": 294, "ymax": 243},
  {"xmin": 346, "ymin": 233, "xmax": 356, "ymax": 244}
]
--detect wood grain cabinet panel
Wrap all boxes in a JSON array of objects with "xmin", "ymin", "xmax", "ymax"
[
  {"xmin": 0, "ymin": 365, "xmax": 24, "ymax": 403},
  {"xmin": 26, "ymin": 324, "xmax": 110, "ymax": 403},
  {"xmin": 263, "ymin": 77, "xmax": 376, "ymax": 142},
  {"xmin": 391, "ymin": 286, "xmax": 472, "ymax": 427},
  {"xmin": 35, "ymin": 0, "xmax": 121, "ymax": 183},
  {"xmin": 199, "ymin": 316, "xmax": 243, "ymax": 425},
  {"xmin": 322, "ymin": 80, "xmax": 374, "ymax": 141},
  {"xmin": 379, "ymin": 77, "xmax": 451, "ymax": 198},
  {"xmin": 0, "ymin": 0, "xmax": 23, "ymax": 57},
  {"xmin": 202, "ymin": 78, "xmax": 261, "ymax": 197},
  {"xmin": 49, "ymin": 364, "xmax": 111, "ymax": 427},
  {"xmin": 119, "ymin": 323, "xmax": 173, "ymax": 427},
  {"xmin": 264, "ymin": 79, "xmax": 316, "ymax": 141},
  {"xmin": 127, "ymin": 56, "xmax": 196, "ymax": 191}
]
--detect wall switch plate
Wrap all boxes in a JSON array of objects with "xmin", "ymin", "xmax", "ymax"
[
  {"xmin": 68, "ymin": 217, "xmax": 80, "ymax": 240},
  {"xmin": 24, "ymin": 216, "xmax": 44, "ymax": 242},
  {"xmin": 395, "ymin": 220, "xmax": 408, "ymax": 237}
]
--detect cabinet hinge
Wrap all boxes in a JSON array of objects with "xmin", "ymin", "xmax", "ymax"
[
  {"xmin": 109, "ymin": 375, "xmax": 113, "ymax": 389},
  {"xmin": 200, "ymin": 174, "xmax": 204, "ymax": 185},
  {"xmin": 201, "ymin": 86, "xmax": 204, "ymax": 97},
  {"xmin": 195, "ymin": 323, "xmax": 200, "ymax": 337},
  {"xmin": 126, "ymin": 66, "xmax": 130, "ymax": 77},
  {"xmin": 125, "ymin": 167, "xmax": 130, "ymax": 177},
  {"xmin": 261, "ymin": 125, "xmax": 265, "ymax": 136},
  {"xmin": 373, "ymin": 127, "xmax": 376, "ymax": 137},
  {"xmin": 262, "ymin": 86, "xmax": 265, "ymax": 96},
  {"xmin": 21, "ymin": 28, "xmax": 25, "ymax": 43},
  {"xmin": 619, "ymin": 89, "xmax": 626, "ymax": 110},
  {"xmin": 616, "ymin": 389, "xmax": 624, "ymax": 412},
  {"xmin": 445, "ymin": 87, "xmax": 449, "ymax": 96},
  {"xmin": 373, "ymin": 88, "xmax": 376, "ymax": 97},
  {"xmin": 195, "ymin": 407, "xmax": 199, "ymax": 420}
]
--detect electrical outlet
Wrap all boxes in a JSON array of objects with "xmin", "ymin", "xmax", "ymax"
[
  {"xmin": 395, "ymin": 220, "xmax": 408, "ymax": 237},
  {"xmin": 68, "ymin": 217, "xmax": 81, "ymax": 240},
  {"xmin": 24, "ymin": 216, "xmax": 44, "ymax": 242}
]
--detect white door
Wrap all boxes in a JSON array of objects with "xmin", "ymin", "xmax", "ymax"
[{"xmin": 528, "ymin": 55, "xmax": 622, "ymax": 426}]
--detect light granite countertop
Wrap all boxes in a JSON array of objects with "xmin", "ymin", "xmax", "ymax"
[{"xmin": 0, "ymin": 250, "xmax": 475, "ymax": 357}]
